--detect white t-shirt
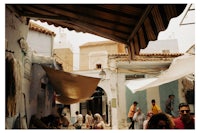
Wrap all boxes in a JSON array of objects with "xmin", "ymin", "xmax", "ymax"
[{"xmin": 77, "ymin": 114, "xmax": 83, "ymax": 125}]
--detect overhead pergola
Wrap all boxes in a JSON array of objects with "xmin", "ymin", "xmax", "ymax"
[{"xmin": 6, "ymin": 4, "xmax": 186, "ymax": 58}]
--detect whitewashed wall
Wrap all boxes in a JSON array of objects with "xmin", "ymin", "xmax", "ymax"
[
  {"xmin": 116, "ymin": 72, "xmax": 127, "ymax": 129},
  {"xmin": 27, "ymin": 30, "xmax": 53, "ymax": 57}
]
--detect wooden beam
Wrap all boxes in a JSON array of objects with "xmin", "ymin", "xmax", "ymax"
[{"xmin": 128, "ymin": 5, "xmax": 153, "ymax": 42}]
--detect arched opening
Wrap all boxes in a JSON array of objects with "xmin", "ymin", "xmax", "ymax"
[{"xmin": 80, "ymin": 86, "xmax": 108, "ymax": 123}]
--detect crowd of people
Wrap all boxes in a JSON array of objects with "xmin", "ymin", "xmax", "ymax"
[
  {"xmin": 128, "ymin": 95, "xmax": 195, "ymax": 129},
  {"xmin": 29, "ymin": 94, "xmax": 194, "ymax": 130},
  {"xmin": 29, "ymin": 107, "xmax": 106, "ymax": 129},
  {"xmin": 73, "ymin": 111, "xmax": 105, "ymax": 129}
]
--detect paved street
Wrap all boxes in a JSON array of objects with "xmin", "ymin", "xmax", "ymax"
[
  {"xmin": 61, "ymin": 123, "xmax": 112, "ymax": 130},
  {"xmin": 61, "ymin": 122, "xmax": 131, "ymax": 130}
]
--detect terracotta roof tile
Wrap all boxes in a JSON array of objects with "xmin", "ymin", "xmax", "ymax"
[
  {"xmin": 108, "ymin": 53, "xmax": 184, "ymax": 62},
  {"xmin": 29, "ymin": 21, "xmax": 56, "ymax": 36},
  {"xmin": 80, "ymin": 40, "xmax": 121, "ymax": 47}
]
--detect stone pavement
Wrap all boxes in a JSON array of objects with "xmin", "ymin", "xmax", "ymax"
[
  {"xmin": 61, "ymin": 123, "xmax": 112, "ymax": 130},
  {"xmin": 61, "ymin": 123, "xmax": 129, "ymax": 130}
]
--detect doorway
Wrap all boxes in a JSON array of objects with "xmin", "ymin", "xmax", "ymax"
[{"xmin": 80, "ymin": 87, "xmax": 108, "ymax": 123}]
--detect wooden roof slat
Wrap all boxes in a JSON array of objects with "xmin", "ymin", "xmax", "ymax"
[
  {"xmin": 6, "ymin": 4, "xmax": 187, "ymax": 58},
  {"xmin": 42, "ymin": 5, "xmax": 132, "ymax": 33},
  {"xmin": 128, "ymin": 5, "xmax": 153, "ymax": 42},
  {"xmin": 56, "ymin": 4, "xmax": 138, "ymax": 25},
  {"xmin": 96, "ymin": 4, "xmax": 146, "ymax": 15}
]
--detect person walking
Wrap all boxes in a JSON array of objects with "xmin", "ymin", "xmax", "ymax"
[
  {"xmin": 85, "ymin": 110, "xmax": 93, "ymax": 129},
  {"xmin": 73, "ymin": 111, "xmax": 83, "ymax": 129},
  {"xmin": 165, "ymin": 94, "xmax": 175, "ymax": 117},
  {"xmin": 173, "ymin": 103, "xmax": 194, "ymax": 129},
  {"xmin": 128, "ymin": 101, "xmax": 138, "ymax": 129},
  {"xmin": 151, "ymin": 99, "xmax": 162, "ymax": 115},
  {"xmin": 143, "ymin": 111, "xmax": 153, "ymax": 129},
  {"xmin": 93, "ymin": 113, "xmax": 105, "ymax": 129},
  {"xmin": 132, "ymin": 107, "xmax": 145, "ymax": 129}
]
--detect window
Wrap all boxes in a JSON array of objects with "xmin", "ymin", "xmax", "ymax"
[
  {"xmin": 125, "ymin": 74, "xmax": 145, "ymax": 80},
  {"xmin": 96, "ymin": 64, "xmax": 102, "ymax": 69}
]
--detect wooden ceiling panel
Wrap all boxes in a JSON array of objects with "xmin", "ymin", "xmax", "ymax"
[{"xmin": 6, "ymin": 4, "xmax": 186, "ymax": 58}]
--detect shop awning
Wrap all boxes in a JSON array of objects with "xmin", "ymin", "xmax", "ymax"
[
  {"xmin": 42, "ymin": 66, "xmax": 100, "ymax": 104},
  {"xmin": 6, "ymin": 4, "xmax": 186, "ymax": 57},
  {"xmin": 126, "ymin": 54, "xmax": 195, "ymax": 93}
]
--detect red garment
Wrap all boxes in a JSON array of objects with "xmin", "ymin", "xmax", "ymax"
[
  {"xmin": 173, "ymin": 117, "xmax": 195, "ymax": 129},
  {"xmin": 173, "ymin": 117, "xmax": 184, "ymax": 129}
]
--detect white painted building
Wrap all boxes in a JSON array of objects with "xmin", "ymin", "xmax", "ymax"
[
  {"xmin": 73, "ymin": 37, "xmax": 194, "ymax": 129},
  {"xmin": 27, "ymin": 21, "xmax": 55, "ymax": 57}
]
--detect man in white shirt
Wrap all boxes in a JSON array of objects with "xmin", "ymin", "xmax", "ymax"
[{"xmin": 73, "ymin": 111, "xmax": 83, "ymax": 129}]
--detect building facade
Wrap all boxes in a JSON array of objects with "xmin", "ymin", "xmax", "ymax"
[
  {"xmin": 79, "ymin": 40, "xmax": 126, "ymax": 70},
  {"xmin": 75, "ymin": 40, "xmax": 194, "ymax": 129},
  {"xmin": 53, "ymin": 48, "xmax": 73, "ymax": 72},
  {"xmin": 5, "ymin": 11, "xmax": 57, "ymax": 128}
]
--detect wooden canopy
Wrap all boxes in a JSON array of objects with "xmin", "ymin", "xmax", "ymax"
[{"xmin": 6, "ymin": 4, "xmax": 186, "ymax": 58}]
